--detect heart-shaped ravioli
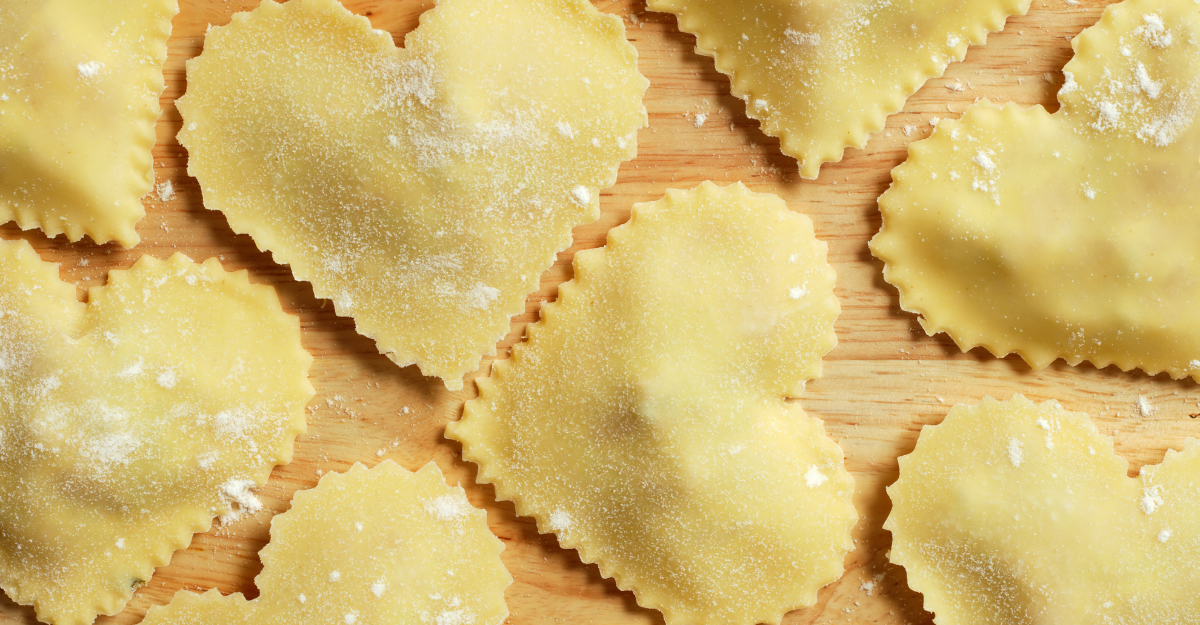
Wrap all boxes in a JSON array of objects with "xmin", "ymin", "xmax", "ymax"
[
  {"xmin": 447, "ymin": 182, "xmax": 857, "ymax": 625},
  {"xmin": 140, "ymin": 461, "xmax": 511, "ymax": 625},
  {"xmin": 646, "ymin": 0, "xmax": 1030, "ymax": 178},
  {"xmin": 871, "ymin": 0, "xmax": 1200, "ymax": 379},
  {"xmin": 886, "ymin": 395, "xmax": 1200, "ymax": 623},
  {"xmin": 0, "ymin": 239, "xmax": 312, "ymax": 625},
  {"xmin": 177, "ymin": 0, "xmax": 648, "ymax": 391},
  {"xmin": 0, "ymin": 0, "xmax": 177, "ymax": 246}
]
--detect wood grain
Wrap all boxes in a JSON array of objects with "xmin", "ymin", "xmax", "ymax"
[{"xmin": 3, "ymin": 0, "xmax": 1198, "ymax": 624}]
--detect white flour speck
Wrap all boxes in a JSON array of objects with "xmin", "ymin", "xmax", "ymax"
[
  {"xmin": 116, "ymin": 359, "xmax": 144, "ymax": 379},
  {"xmin": 463, "ymin": 284, "xmax": 500, "ymax": 310},
  {"xmin": 973, "ymin": 150, "xmax": 996, "ymax": 172},
  {"xmin": 156, "ymin": 180, "xmax": 175, "ymax": 202},
  {"xmin": 570, "ymin": 186, "xmax": 591, "ymax": 206},
  {"xmin": 1007, "ymin": 438, "xmax": 1025, "ymax": 467},
  {"xmin": 156, "ymin": 369, "xmax": 178, "ymax": 390},
  {"xmin": 1141, "ymin": 485, "xmax": 1165, "ymax": 514},
  {"xmin": 1034, "ymin": 417, "xmax": 1058, "ymax": 449},
  {"xmin": 1137, "ymin": 78, "xmax": 1199, "ymax": 147},
  {"xmin": 1136, "ymin": 395, "xmax": 1155, "ymax": 418},
  {"xmin": 1060, "ymin": 71, "xmax": 1079, "ymax": 95},
  {"xmin": 554, "ymin": 121, "xmax": 576, "ymax": 139},
  {"xmin": 424, "ymin": 492, "xmax": 470, "ymax": 521},
  {"xmin": 77, "ymin": 61, "xmax": 103, "ymax": 78},
  {"xmin": 549, "ymin": 509, "xmax": 574, "ymax": 532},
  {"xmin": 1135, "ymin": 63, "xmax": 1162, "ymax": 99},
  {"xmin": 83, "ymin": 432, "xmax": 140, "ymax": 476},
  {"xmin": 804, "ymin": 466, "xmax": 828, "ymax": 488},
  {"xmin": 1138, "ymin": 13, "xmax": 1173, "ymax": 48},
  {"xmin": 197, "ymin": 451, "xmax": 218, "ymax": 470},
  {"xmin": 219, "ymin": 479, "xmax": 262, "ymax": 523},
  {"xmin": 436, "ymin": 609, "xmax": 474, "ymax": 625},
  {"xmin": 783, "ymin": 28, "xmax": 821, "ymax": 46}
]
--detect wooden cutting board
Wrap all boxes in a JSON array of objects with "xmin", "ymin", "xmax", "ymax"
[{"xmin": 3, "ymin": 0, "xmax": 1198, "ymax": 623}]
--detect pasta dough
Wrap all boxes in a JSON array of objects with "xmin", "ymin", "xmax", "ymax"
[
  {"xmin": 0, "ymin": 240, "xmax": 313, "ymax": 625},
  {"xmin": 886, "ymin": 395, "xmax": 1200, "ymax": 624},
  {"xmin": 646, "ymin": 0, "xmax": 1030, "ymax": 178},
  {"xmin": 177, "ymin": 0, "xmax": 647, "ymax": 390},
  {"xmin": 447, "ymin": 182, "xmax": 857, "ymax": 625},
  {"xmin": 140, "ymin": 461, "xmax": 511, "ymax": 625},
  {"xmin": 871, "ymin": 0, "xmax": 1200, "ymax": 379},
  {"xmin": 0, "ymin": 0, "xmax": 177, "ymax": 246}
]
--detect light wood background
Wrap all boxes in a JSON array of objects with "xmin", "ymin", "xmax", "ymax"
[{"xmin": 3, "ymin": 0, "xmax": 1198, "ymax": 623}]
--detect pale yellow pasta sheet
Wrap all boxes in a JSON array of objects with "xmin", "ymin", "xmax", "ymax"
[
  {"xmin": 888, "ymin": 395, "xmax": 1200, "ymax": 624},
  {"xmin": 449, "ymin": 182, "xmax": 856, "ymax": 625},
  {"xmin": 0, "ymin": 240, "xmax": 312, "ymax": 625},
  {"xmin": 0, "ymin": 0, "xmax": 177, "ymax": 246},
  {"xmin": 177, "ymin": 0, "xmax": 648, "ymax": 390},
  {"xmin": 140, "ymin": 461, "xmax": 512, "ymax": 625},
  {"xmin": 647, "ymin": 0, "xmax": 1030, "ymax": 178},
  {"xmin": 872, "ymin": 0, "xmax": 1200, "ymax": 379}
]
